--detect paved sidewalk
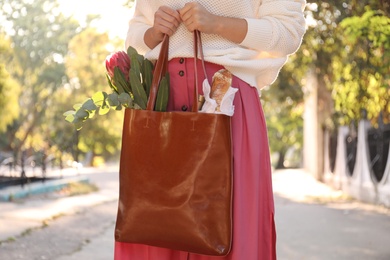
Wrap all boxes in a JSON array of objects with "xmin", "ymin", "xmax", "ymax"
[
  {"xmin": 0, "ymin": 165, "xmax": 119, "ymax": 242},
  {"xmin": 273, "ymin": 169, "xmax": 390, "ymax": 260},
  {"xmin": 57, "ymin": 221, "xmax": 115, "ymax": 260},
  {"xmin": 0, "ymin": 167, "xmax": 389, "ymax": 259}
]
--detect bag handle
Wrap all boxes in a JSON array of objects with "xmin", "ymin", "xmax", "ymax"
[
  {"xmin": 193, "ymin": 30, "xmax": 208, "ymax": 112},
  {"xmin": 146, "ymin": 34, "xmax": 169, "ymax": 111},
  {"xmin": 146, "ymin": 31, "xmax": 207, "ymax": 112}
]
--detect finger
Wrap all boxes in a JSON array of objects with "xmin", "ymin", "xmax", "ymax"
[
  {"xmin": 179, "ymin": 2, "xmax": 197, "ymax": 14},
  {"xmin": 155, "ymin": 14, "xmax": 180, "ymax": 34},
  {"xmin": 159, "ymin": 6, "xmax": 181, "ymax": 23},
  {"xmin": 179, "ymin": 11, "xmax": 192, "ymax": 24},
  {"xmin": 155, "ymin": 20, "xmax": 178, "ymax": 36},
  {"xmin": 161, "ymin": 14, "xmax": 180, "ymax": 29},
  {"xmin": 186, "ymin": 24, "xmax": 196, "ymax": 32},
  {"xmin": 156, "ymin": 26, "xmax": 175, "ymax": 36},
  {"xmin": 154, "ymin": 10, "xmax": 181, "ymax": 36},
  {"xmin": 178, "ymin": 3, "xmax": 194, "ymax": 21}
]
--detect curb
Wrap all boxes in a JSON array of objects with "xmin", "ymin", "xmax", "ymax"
[{"xmin": 0, "ymin": 176, "xmax": 90, "ymax": 201}]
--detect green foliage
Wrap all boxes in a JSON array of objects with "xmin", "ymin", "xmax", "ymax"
[
  {"xmin": 263, "ymin": 1, "xmax": 351, "ymax": 161},
  {"xmin": 332, "ymin": 8, "xmax": 390, "ymax": 125},
  {"xmin": 341, "ymin": 10, "xmax": 390, "ymax": 48},
  {"xmin": 264, "ymin": 0, "xmax": 390, "ymax": 164},
  {"xmin": 63, "ymin": 27, "xmax": 125, "ymax": 163},
  {"xmin": 0, "ymin": 35, "xmax": 21, "ymax": 133},
  {"xmin": 65, "ymin": 45, "xmax": 169, "ymax": 129},
  {"xmin": 1, "ymin": 0, "xmax": 387, "ymax": 167},
  {"xmin": 142, "ymin": 59, "xmax": 153, "ymax": 94},
  {"xmin": 0, "ymin": 0, "xmax": 138, "ymax": 164},
  {"xmin": 0, "ymin": 65, "xmax": 20, "ymax": 133},
  {"xmin": 263, "ymin": 57, "xmax": 304, "ymax": 169},
  {"xmin": 299, "ymin": 1, "xmax": 382, "ymax": 126},
  {"xmin": 64, "ymin": 92, "xmax": 132, "ymax": 130},
  {"xmin": 0, "ymin": 0, "xmax": 79, "ymax": 155},
  {"xmin": 155, "ymin": 74, "xmax": 169, "ymax": 112}
]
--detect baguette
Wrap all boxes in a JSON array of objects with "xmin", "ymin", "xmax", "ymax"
[{"xmin": 210, "ymin": 69, "xmax": 232, "ymax": 112}]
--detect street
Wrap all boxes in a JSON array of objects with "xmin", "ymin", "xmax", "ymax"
[{"xmin": 0, "ymin": 167, "xmax": 389, "ymax": 260}]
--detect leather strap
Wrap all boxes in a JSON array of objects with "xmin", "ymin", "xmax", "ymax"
[
  {"xmin": 193, "ymin": 31, "xmax": 208, "ymax": 112},
  {"xmin": 147, "ymin": 34, "xmax": 169, "ymax": 111},
  {"xmin": 194, "ymin": 31, "xmax": 208, "ymax": 82},
  {"xmin": 147, "ymin": 31, "xmax": 207, "ymax": 112}
]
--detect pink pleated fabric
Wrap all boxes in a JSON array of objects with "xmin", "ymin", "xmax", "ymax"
[{"xmin": 114, "ymin": 58, "xmax": 276, "ymax": 260}]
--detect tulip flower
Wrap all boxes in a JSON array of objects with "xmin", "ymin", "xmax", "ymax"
[{"xmin": 105, "ymin": 51, "xmax": 131, "ymax": 81}]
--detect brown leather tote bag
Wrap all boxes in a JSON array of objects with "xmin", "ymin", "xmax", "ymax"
[{"xmin": 115, "ymin": 32, "xmax": 233, "ymax": 256}]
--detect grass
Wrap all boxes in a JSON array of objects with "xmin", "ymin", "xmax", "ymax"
[{"xmin": 57, "ymin": 182, "xmax": 99, "ymax": 197}]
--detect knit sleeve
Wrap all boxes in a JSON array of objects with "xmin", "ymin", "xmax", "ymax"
[
  {"xmin": 240, "ymin": 0, "xmax": 306, "ymax": 56},
  {"xmin": 125, "ymin": 1, "xmax": 153, "ymax": 55}
]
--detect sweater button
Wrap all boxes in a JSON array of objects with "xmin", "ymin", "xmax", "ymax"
[
  {"xmin": 179, "ymin": 58, "xmax": 185, "ymax": 64},
  {"xmin": 179, "ymin": 70, "xmax": 185, "ymax": 77},
  {"xmin": 181, "ymin": 105, "xmax": 188, "ymax": 111}
]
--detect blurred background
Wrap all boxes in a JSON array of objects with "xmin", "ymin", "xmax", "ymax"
[
  {"xmin": 0, "ymin": 0, "xmax": 389, "ymax": 259},
  {"xmin": 0, "ymin": 0, "xmax": 132, "ymax": 173},
  {"xmin": 0, "ymin": 0, "xmax": 389, "ymax": 178}
]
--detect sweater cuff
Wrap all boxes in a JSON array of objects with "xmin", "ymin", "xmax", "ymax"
[{"xmin": 240, "ymin": 18, "xmax": 273, "ymax": 51}]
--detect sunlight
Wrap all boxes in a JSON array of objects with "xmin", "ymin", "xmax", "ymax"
[{"xmin": 57, "ymin": 0, "xmax": 130, "ymax": 39}]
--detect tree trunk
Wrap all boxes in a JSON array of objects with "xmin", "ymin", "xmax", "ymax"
[{"xmin": 276, "ymin": 150, "xmax": 286, "ymax": 169}]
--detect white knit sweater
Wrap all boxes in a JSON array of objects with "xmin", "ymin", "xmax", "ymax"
[{"xmin": 125, "ymin": 0, "xmax": 306, "ymax": 90}]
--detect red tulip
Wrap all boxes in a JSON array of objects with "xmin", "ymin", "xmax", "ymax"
[{"xmin": 105, "ymin": 51, "xmax": 131, "ymax": 81}]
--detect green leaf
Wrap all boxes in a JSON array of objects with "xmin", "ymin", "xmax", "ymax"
[
  {"xmin": 82, "ymin": 99, "xmax": 98, "ymax": 111},
  {"xmin": 63, "ymin": 110, "xmax": 75, "ymax": 117},
  {"xmin": 75, "ymin": 109, "xmax": 89, "ymax": 119},
  {"xmin": 143, "ymin": 59, "xmax": 153, "ymax": 97},
  {"xmin": 114, "ymin": 67, "xmax": 131, "ymax": 93},
  {"xmin": 107, "ymin": 93, "xmax": 120, "ymax": 107},
  {"xmin": 133, "ymin": 103, "xmax": 142, "ymax": 110},
  {"xmin": 155, "ymin": 75, "xmax": 169, "ymax": 112},
  {"xmin": 118, "ymin": 92, "xmax": 132, "ymax": 107},
  {"xmin": 75, "ymin": 122, "xmax": 83, "ymax": 131},
  {"xmin": 128, "ymin": 46, "xmax": 144, "ymax": 88},
  {"xmin": 130, "ymin": 54, "xmax": 141, "ymax": 82},
  {"xmin": 106, "ymin": 74, "xmax": 118, "ymax": 94},
  {"xmin": 88, "ymin": 110, "xmax": 96, "ymax": 119},
  {"xmin": 102, "ymin": 99, "xmax": 110, "ymax": 109},
  {"xmin": 129, "ymin": 69, "xmax": 147, "ymax": 109},
  {"xmin": 127, "ymin": 46, "xmax": 143, "ymax": 64},
  {"xmin": 165, "ymin": 72, "xmax": 170, "ymax": 87},
  {"xmin": 92, "ymin": 91, "xmax": 107, "ymax": 107},
  {"xmin": 73, "ymin": 103, "xmax": 82, "ymax": 110},
  {"xmin": 72, "ymin": 116, "xmax": 82, "ymax": 124},
  {"xmin": 65, "ymin": 114, "xmax": 75, "ymax": 123},
  {"xmin": 99, "ymin": 106, "xmax": 110, "ymax": 115},
  {"xmin": 127, "ymin": 46, "xmax": 138, "ymax": 59}
]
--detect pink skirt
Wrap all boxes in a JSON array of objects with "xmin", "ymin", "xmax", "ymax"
[{"xmin": 114, "ymin": 58, "xmax": 276, "ymax": 260}]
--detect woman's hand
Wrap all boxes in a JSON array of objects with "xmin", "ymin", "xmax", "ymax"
[
  {"xmin": 145, "ymin": 6, "xmax": 181, "ymax": 49},
  {"xmin": 179, "ymin": 2, "xmax": 217, "ymax": 34},
  {"xmin": 179, "ymin": 2, "xmax": 247, "ymax": 44}
]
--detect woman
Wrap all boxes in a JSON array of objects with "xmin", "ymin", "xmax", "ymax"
[{"xmin": 115, "ymin": 1, "xmax": 306, "ymax": 259}]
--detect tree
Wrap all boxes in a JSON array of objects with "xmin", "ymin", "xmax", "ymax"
[
  {"xmin": 0, "ymin": 0, "xmax": 79, "ymax": 159},
  {"xmin": 64, "ymin": 28, "xmax": 124, "ymax": 165},
  {"xmin": 299, "ymin": 0, "xmax": 390, "ymax": 128},
  {"xmin": 263, "ymin": 1, "xmax": 389, "ymax": 170},
  {"xmin": 0, "ymin": 34, "xmax": 21, "ymax": 134},
  {"xmin": 332, "ymin": 7, "xmax": 390, "ymax": 125},
  {"xmin": 262, "ymin": 55, "xmax": 305, "ymax": 169}
]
